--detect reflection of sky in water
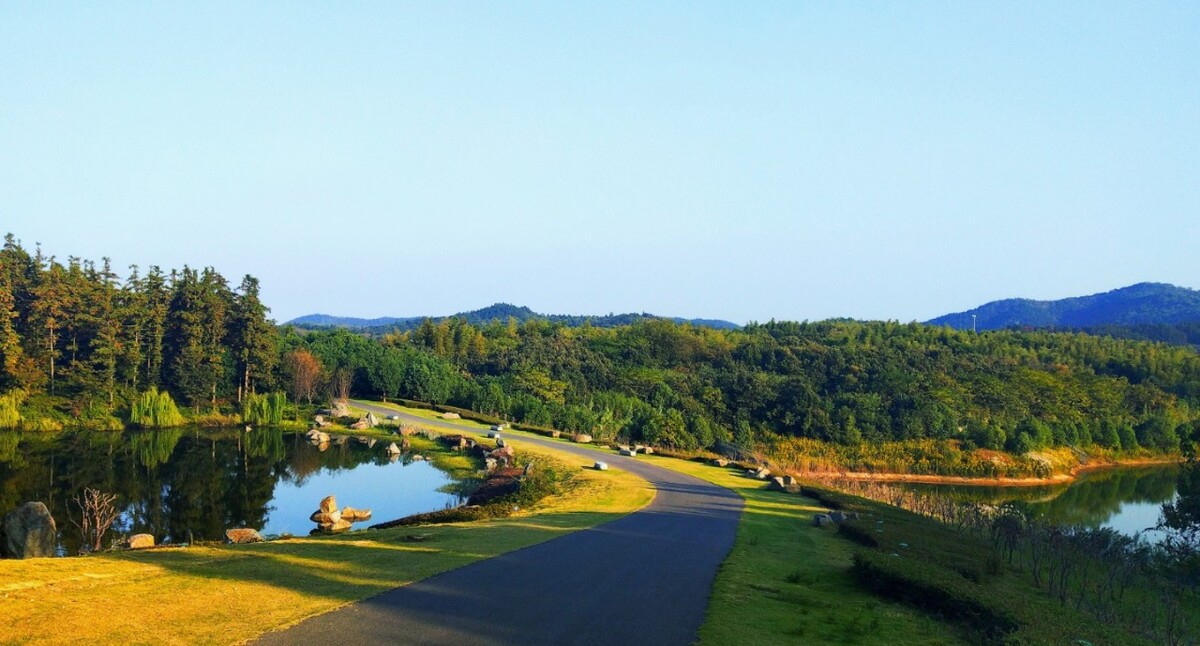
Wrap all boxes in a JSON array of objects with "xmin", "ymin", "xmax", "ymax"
[
  {"xmin": 903, "ymin": 466, "xmax": 1181, "ymax": 541},
  {"xmin": 1100, "ymin": 499, "xmax": 1173, "ymax": 541},
  {"xmin": 264, "ymin": 460, "xmax": 462, "ymax": 536}
]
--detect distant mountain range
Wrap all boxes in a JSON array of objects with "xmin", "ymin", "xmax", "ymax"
[
  {"xmin": 927, "ymin": 283, "xmax": 1200, "ymax": 331},
  {"xmin": 287, "ymin": 303, "xmax": 740, "ymax": 332}
]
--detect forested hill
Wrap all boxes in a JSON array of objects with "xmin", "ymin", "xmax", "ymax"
[
  {"xmin": 288, "ymin": 303, "xmax": 740, "ymax": 332},
  {"xmin": 927, "ymin": 283, "xmax": 1200, "ymax": 331}
]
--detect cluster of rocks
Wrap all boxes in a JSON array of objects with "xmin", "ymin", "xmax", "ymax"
[
  {"xmin": 812, "ymin": 510, "xmax": 860, "ymax": 527},
  {"xmin": 746, "ymin": 465, "xmax": 772, "ymax": 480},
  {"xmin": 350, "ymin": 411, "xmax": 378, "ymax": 431},
  {"xmin": 310, "ymin": 495, "xmax": 372, "ymax": 534},
  {"xmin": 616, "ymin": 444, "xmax": 654, "ymax": 457},
  {"xmin": 767, "ymin": 475, "xmax": 802, "ymax": 494}
]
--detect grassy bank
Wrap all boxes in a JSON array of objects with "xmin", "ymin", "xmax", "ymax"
[
  {"xmin": 0, "ymin": 425, "xmax": 653, "ymax": 645},
  {"xmin": 470, "ymin": 409, "xmax": 1181, "ymax": 645},
  {"xmin": 763, "ymin": 435, "xmax": 1182, "ymax": 483}
]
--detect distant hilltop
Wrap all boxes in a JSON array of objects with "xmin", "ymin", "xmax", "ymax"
[
  {"xmin": 287, "ymin": 303, "xmax": 740, "ymax": 332},
  {"xmin": 927, "ymin": 282, "xmax": 1200, "ymax": 331}
]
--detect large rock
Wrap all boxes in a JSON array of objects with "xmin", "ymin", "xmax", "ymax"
[
  {"xmin": 341, "ymin": 507, "xmax": 372, "ymax": 522},
  {"xmin": 225, "ymin": 528, "xmax": 264, "ymax": 544},
  {"xmin": 364, "ymin": 411, "xmax": 378, "ymax": 427},
  {"xmin": 711, "ymin": 458, "xmax": 730, "ymax": 467},
  {"xmin": 491, "ymin": 445, "xmax": 515, "ymax": 458},
  {"xmin": 619, "ymin": 448, "xmax": 637, "ymax": 457},
  {"xmin": 310, "ymin": 510, "xmax": 342, "ymax": 524},
  {"xmin": 399, "ymin": 425, "xmax": 417, "ymax": 436},
  {"xmin": 319, "ymin": 495, "xmax": 338, "ymax": 515},
  {"xmin": 593, "ymin": 461, "xmax": 609, "ymax": 471},
  {"xmin": 573, "ymin": 434, "xmax": 593, "ymax": 444},
  {"xmin": 441, "ymin": 412, "xmax": 461, "ymax": 420},
  {"xmin": 319, "ymin": 519, "xmax": 352, "ymax": 533},
  {"xmin": 128, "ymin": 533, "xmax": 155, "ymax": 549},
  {"xmin": 385, "ymin": 442, "xmax": 402, "ymax": 455},
  {"xmin": 2, "ymin": 502, "xmax": 56, "ymax": 558},
  {"xmin": 331, "ymin": 401, "xmax": 351, "ymax": 417}
]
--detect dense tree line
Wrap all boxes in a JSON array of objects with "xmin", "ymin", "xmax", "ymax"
[
  {"xmin": 289, "ymin": 315, "xmax": 1200, "ymax": 456},
  {"xmin": 0, "ymin": 235, "xmax": 277, "ymax": 427},
  {"xmin": 3, "ymin": 235, "xmax": 1199, "ymax": 457}
]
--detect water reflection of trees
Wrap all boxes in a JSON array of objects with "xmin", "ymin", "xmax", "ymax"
[
  {"xmin": 0, "ymin": 428, "xmax": 401, "ymax": 554},
  {"xmin": 906, "ymin": 466, "xmax": 1181, "ymax": 529}
]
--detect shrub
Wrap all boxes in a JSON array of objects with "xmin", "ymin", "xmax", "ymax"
[
  {"xmin": 129, "ymin": 388, "xmax": 185, "ymax": 428},
  {"xmin": 242, "ymin": 391, "xmax": 288, "ymax": 426},
  {"xmin": 0, "ymin": 389, "xmax": 25, "ymax": 429}
]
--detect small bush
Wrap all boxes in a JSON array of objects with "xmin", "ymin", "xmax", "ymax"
[
  {"xmin": 0, "ymin": 389, "xmax": 25, "ymax": 429},
  {"xmin": 242, "ymin": 392, "xmax": 287, "ymax": 426},
  {"xmin": 129, "ymin": 388, "xmax": 185, "ymax": 428}
]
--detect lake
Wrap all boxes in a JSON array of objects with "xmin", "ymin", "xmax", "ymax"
[
  {"xmin": 901, "ymin": 465, "xmax": 1182, "ymax": 540},
  {"xmin": 0, "ymin": 428, "xmax": 467, "ymax": 554}
]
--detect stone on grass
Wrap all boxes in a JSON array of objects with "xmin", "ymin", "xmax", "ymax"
[
  {"xmin": 812, "ymin": 514, "xmax": 832, "ymax": 528},
  {"xmin": 593, "ymin": 461, "xmax": 609, "ymax": 471},
  {"xmin": 441, "ymin": 412, "xmax": 461, "ymax": 420},
  {"xmin": 549, "ymin": 430, "xmax": 561, "ymax": 439},
  {"xmin": 226, "ymin": 528, "xmax": 264, "ymax": 544},
  {"xmin": 619, "ymin": 448, "xmax": 637, "ymax": 457},
  {"xmin": 711, "ymin": 458, "xmax": 730, "ymax": 468},
  {"xmin": 573, "ymin": 434, "xmax": 593, "ymax": 444},
  {"xmin": 829, "ymin": 511, "xmax": 846, "ymax": 523},
  {"xmin": 128, "ymin": 533, "xmax": 155, "ymax": 549},
  {"xmin": 1, "ymin": 502, "xmax": 56, "ymax": 559}
]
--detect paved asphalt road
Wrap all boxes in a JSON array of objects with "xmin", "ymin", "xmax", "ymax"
[{"xmin": 255, "ymin": 402, "xmax": 744, "ymax": 646}]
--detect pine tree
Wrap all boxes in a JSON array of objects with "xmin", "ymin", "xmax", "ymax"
[{"xmin": 229, "ymin": 275, "xmax": 277, "ymax": 402}]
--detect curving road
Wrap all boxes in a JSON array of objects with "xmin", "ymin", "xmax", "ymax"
[{"xmin": 255, "ymin": 402, "xmax": 743, "ymax": 646}]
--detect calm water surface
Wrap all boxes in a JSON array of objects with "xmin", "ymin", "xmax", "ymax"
[
  {"xmin": 903, "ymin": 465, "xmax": 1181, "ymax": 539},
  {"xmin": 0, "ymin": 428, "xmax": 465, "ymax": 554}
]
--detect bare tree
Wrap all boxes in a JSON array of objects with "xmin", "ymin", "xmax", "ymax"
[
  {"xmin": 332, "ymin": 367, "xmax": 352, "ymax": 403},
  {"xmin": 69, "ymin": 487, "xmax": 121, "ymax": 553},
  {"xmin": 284, "ymin": 349, "xmax": 323, "ymax": 404}
]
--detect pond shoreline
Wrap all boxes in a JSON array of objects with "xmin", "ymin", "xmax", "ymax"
[{"xmin": 796, "ymin": 456, "xmax": 1183, "ymax": 488}]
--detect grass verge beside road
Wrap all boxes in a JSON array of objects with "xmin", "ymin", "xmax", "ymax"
[{"xmin": 0, "ymin": 423, "xmax": 653, "ymax": 646}]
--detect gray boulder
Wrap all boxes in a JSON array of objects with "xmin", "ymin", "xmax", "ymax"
[
  {"xmin": 812, "ymin": 514, "xmax": 833, "ymax": 528},
  {"xmin": 2, "ymin": 502, "xmax": 56, "ymax": 558}
]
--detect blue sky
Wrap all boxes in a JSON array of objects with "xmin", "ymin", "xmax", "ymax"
[{"xmin": 2, "ymin": 3, "xmax": 1197, "ymax": 324}]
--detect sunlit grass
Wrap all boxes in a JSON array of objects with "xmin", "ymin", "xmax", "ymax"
[{"xmin": 0, "ymin": 424, "xmax": 652, "ymax": 645}]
